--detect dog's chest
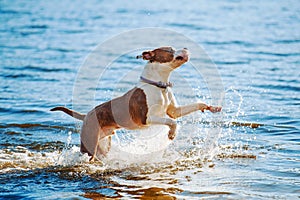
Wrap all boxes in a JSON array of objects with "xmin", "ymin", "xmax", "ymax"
[
  {"xmin": 144, "ymin": 86, "xmax": 170, "ymax": 103},
  {"xmin": 139, "ymin": 85, "xmax": 172, "ymax": 116},
  {"xmin": 161, "ymin": 89, "xmax": 171, "ymax": 106}
]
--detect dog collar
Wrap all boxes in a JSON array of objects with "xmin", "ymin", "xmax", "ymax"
[{"xmin": 140, "ymin": 76, "xmax": 173, "ymax": 89}]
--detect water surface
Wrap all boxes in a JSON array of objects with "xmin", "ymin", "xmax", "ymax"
[{"xmin": 0, "ymin": 0, "xmax": 299, "ymax": 199}]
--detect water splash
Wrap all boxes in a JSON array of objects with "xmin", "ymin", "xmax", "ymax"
[
  {"xmin": 202, "ymin": 115, "xmax": 223, "ymax": 161},
  {"xmin": 66, "ymin": 131, "xmax": 72, "ymax": 146},
  {"xmin": 0, "ymin": 147, "xmax": 58, "ymax": 172},
  {"xmin": 55, "ymin": 146, "xmax": 90, "ymax": 167},
  {"xmin": 194, "ymin": 86, "xmax": 253, "ymax": 162},
  {"xmin": 0, "ymin": 87, "xmax": 252, "ymax": 173},
  {"xmin": 102, "ymin": 125, "xmax": 176, "ymax": 169},
  {"xmin": 54, "ymin": 131, "xmax": 91, "ymax": 167},
  {"xmin": 113, "ymin": 125, "xmax": 171, "ymax": 155},
  {"xmin": 225, "ymin": 86, "xmax": 245, "ymax": 120},
  {"xmin": 215, "ymin": 87, "xmax": 258, "ymax": 159}
]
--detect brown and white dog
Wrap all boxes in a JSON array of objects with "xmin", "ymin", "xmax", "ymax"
[{"xmin": 51, "ymin": 47, "xmax": 221, "ymax": 161}]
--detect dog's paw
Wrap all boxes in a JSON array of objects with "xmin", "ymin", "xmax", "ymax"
[
  {"xmin": 168, "ymin": 125, "xmax": 177, "ymax": 140},
  {"xmin": 208, "ymin": 106, "xmax": 222, "ymax": 113},
  {"xmin": 168, "ymin": 130, "xmax": 176, "ymax": 140}
]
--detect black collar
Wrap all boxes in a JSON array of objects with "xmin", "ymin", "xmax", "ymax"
[{"xmin": 140, "ymin": 76, "xmax": 173, "ymax": 89}]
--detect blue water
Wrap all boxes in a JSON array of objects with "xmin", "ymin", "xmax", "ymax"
[{"xmin": 1, "ymin": 0, "xmax": 299, "ymax": 199}]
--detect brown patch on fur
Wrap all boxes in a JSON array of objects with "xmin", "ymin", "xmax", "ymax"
[
  {"xmin": 142, "ymin": 47, "xmax": 175, "ymax": 63},
  {"xmin": 129, "ymin": 87, "xmax": 148, "ymax": 126},
  {"xmin": 93, "ymin": 101, "xmax": 119, "ymax": 129},
  {"xmin": 93, "ymin": 87, "xmax": 148, "ymax": 129}
]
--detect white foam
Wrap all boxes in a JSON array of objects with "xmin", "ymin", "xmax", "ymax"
[
  {"xmin": 113, "ymin": 125, "xmax": 172, "ymax": 155},
  {"xmin": 56, "ymin": 146, "xmax": 90, "ymax": 166},
  {"xmin": 103, "ymin": 125, "xmax": 178, "ymax": 168}
]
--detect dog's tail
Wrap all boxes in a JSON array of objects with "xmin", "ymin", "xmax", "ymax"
[{"xmin": 50, "ymin": 106, "xmax": 85, "ymax": 121}]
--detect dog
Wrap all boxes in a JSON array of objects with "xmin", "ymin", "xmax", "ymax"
[{"xmin": 51, "ymin": 47, "xmax": 222, "ymax": 161}]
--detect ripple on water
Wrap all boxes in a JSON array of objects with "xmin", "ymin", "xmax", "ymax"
[
  {"xmin": 5, "ymin": 65, "xmax": 72, "ymax": 73},
  {"xmin": 1, "ymin": 0, "xmax": 299, "ymax": 199}
]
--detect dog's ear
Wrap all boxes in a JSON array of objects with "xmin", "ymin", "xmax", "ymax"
[{"xmin": 142, "ymin": 51, "xmax": 155, "ymax": 60}]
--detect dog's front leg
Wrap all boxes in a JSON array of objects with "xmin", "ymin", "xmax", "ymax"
[
  {"xmin": 147, "ymin": 116, "xmax": 177, "ymax": 140},
  {"xmin": 167, "ymin": 103, "xmax": 214, "ymax": 119},
  {"xmin": 166, "ymin": 90, "xmax": 221, "ymax": 119}
]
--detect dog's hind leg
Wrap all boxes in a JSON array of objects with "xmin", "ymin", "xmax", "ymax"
[
  {"xmin": 82, "ymin": 127, "xmax": 114, "ymax": 161},
  {"xmin": 80, "ymin": 114, "xmax": 103, "ymax": 161}
]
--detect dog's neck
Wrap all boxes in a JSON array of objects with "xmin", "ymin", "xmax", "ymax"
[{"xmin": 140, "ymin": 62, "xmax": 173, "ymax": 83}]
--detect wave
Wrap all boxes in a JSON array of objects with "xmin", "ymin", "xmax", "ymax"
[
  {"xmin": 253, "ymin": 83, "xmax": 300, "ymax": 92},
  {"xmin": 23, "ymin": 25, "xmax": 48, "ymax": 29},
  {"xmin": 273, "ymin": 39, "xmax": 300, "ymax": 44},
  {"xmin": 21, "ymin": 65, "xmax": 71, "ymax": 73},
  {"xmin": 0, "ymin": 122, "xmax": 74, "ymax": 131},
  {"xmin": 4, "ymin": 65, "xmax": 71, "ymax": 72},
  {"xmin": 0, "ymin": 143, "xmax": 257, "ymax": 174},
  {"xmin": 0, "ymin": 9, "xmax": 31, "ymax": 15},
  {"xmin": 167, "ymin": 23, "xmax": 217, "ymax": 31},
  {"xmin": 215, "ymin": 60, "xmax": 250, "ymax": 65},
  {"xmin": 0, "ymin": 107, "xmax": 45, "ymax": 115},
  {"xmin": 246, "ymin": 51, "xmax": 300, "ymax": 57},
  {"xmin": 204, "ymin": 40, "xmax": 255, "ymax": 47},
  {"xmin": 1, "ymin": 73, "xmax": 34, "ymax": 79}
]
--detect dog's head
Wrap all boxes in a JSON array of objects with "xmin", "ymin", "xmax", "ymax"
[{"xmin": 137, "ymin": 47, "xmax": 189, "ymax": 69}]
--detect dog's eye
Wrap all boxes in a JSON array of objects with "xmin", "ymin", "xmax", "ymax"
[
  {"xmin": 175, "ymin": 56, "xmax": 184, "ymax": 60},
  {"xmin": 169, "ymin": 48, "xmax": 175, "ymax": 53}
]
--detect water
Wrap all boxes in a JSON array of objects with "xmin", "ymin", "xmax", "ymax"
[{"xmin": 1, "ymin": 0, "xmax": 299, "ymax": 199}]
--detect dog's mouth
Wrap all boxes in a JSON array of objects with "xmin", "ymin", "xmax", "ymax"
[
  {"xmin": 175, "ymin": 56, "xmax": 184, "ymax": 60},
  {"xmin": 174, "ymin": 49, "xmax": 189, "ymax": 62}
]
